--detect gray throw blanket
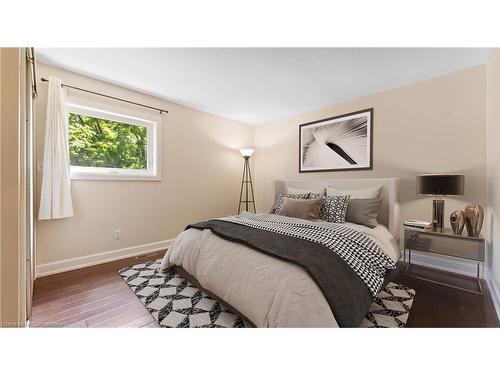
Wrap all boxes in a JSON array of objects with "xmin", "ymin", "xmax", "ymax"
[{"xmin": 187, "ymin": 213, "xmax": 396, "ymax": 327}]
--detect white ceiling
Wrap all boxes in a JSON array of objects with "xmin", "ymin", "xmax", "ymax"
[{"xmin": 36, "ymin": 48, "xmax": 490, "ymax": 125}]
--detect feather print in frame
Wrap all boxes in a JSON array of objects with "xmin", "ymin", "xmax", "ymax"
[{"xmin": 299, "ymin": 108, "xmax": 373, "ymax": 172}]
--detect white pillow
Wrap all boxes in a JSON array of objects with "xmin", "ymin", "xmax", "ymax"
[
  {"xmin": 327, "ymin": 185, "xmax": 382, "ymax": 199},
  {"xmin": 286, "ymin": 186, "xmax": 326, "ymax": 195}
]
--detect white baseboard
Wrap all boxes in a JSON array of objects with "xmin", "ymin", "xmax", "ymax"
[
  {"xmin": 404, "ymin": 251, "xmax": 479, "ymax": 277},
  {"xmin": 404, "ymin": 250, "xmax": 500, "ymax": 321},
  {"xmin": 485, "ymin": 268, "xmax": 500, "ymax": 321},
  {"xmin": 36, "ymin": 239, "xmax": 175, "ymax": 278}
]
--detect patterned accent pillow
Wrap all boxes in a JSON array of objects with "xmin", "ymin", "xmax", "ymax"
[
  {"xmin": 270, "ymin": 193, "xmax": 310, "ymax": 214},
  {"xmin": 310, "ymin": 193, "xmax": 351, "ymax": 223}
]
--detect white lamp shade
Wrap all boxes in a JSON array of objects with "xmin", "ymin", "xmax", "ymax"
[{"xmin": 239, "ymin": 148, "xmax": 255, "ymax": 157}]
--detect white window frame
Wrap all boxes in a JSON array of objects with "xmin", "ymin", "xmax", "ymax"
[{"xmin": 66, "ymin": 97, "xmax": 161, "ymax": 181}]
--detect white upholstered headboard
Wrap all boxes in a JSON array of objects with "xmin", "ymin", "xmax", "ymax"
[{"xmin": 274, "ymin": 178, "xmax": 400, "ymax": 240}]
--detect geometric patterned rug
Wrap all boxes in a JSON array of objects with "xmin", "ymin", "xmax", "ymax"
[
  {"xmin": 361, "ymin": 282, "xmax": 416, "ymax": 328},
  {"xmin": 119, "ymin": 259, "xmax": 415, "ymax": 328}
]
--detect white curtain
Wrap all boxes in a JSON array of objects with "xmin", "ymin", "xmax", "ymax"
[{"xmin": 38, "ymin": 76, "xmax": 74, "ymax": 220}]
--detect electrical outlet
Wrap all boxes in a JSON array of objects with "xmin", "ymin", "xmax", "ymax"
[{"xmin": 114, "ymin": 229, "xmax": 121, "ymax": 240}]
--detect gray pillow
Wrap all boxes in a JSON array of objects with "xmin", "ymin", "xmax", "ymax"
[
  {"xmin": 345, "ymin": 198, "xmax": 382, "ymax": 228},
  {"xmin": 277, "ymin": 198, "xmax": 323, "ymax": 221},
  {"xmin": 270, "ymin": 193, "xmax": 310, "ymax": 214}
]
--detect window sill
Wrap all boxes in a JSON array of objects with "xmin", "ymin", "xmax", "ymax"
[
  {"xmin": 70, "ymin": 175, "xmax": 162, "ymax": 181},
  {"xmin": 70, "ymin": 172, "xmax": 161, "ymax": 181}
]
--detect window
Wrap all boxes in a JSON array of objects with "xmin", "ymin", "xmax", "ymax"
[{"xmin": 66, "ymin": 102, "xmax": 160, "ymax": 180}]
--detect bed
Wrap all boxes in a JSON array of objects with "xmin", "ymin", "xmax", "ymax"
[{"xmin": 160, "ymin": 178, "xmax": 401, "ymax": 327}]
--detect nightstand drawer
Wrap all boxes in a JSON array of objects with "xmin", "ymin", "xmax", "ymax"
[{"xmin": 405, "ymin": 230, "xmax": 484, "ymax": 261}]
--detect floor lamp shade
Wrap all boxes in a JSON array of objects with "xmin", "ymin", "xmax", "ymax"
[
  {"xmin": 239, "ymin": 148, "xmax": 255, "ymax": 157},
  {"xmin": 238, "ymin": 149, "xmax": 256, "ymax": 214},
  {"xmin": 416, "ymin": 174, "xmax": 465, "ymax": 232}
]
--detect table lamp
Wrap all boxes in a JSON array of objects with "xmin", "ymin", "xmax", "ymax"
[{"xmin": 416, "ymin": 173, "xmax": 465, "ymax": 232}]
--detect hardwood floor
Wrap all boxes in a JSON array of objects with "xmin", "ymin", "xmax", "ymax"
[
  {"xmin": 393, "ymin": 264, "xmax": 499, "ymax": 327},
  {"xmin": 31, "ymin": 253, "xmax": 499, "ymax": 328},
  {"xmin": 31, "ymin": 252, "xmax": 165, "ymax": 328}
]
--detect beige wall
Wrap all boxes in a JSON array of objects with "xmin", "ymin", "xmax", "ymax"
[
  {"xmin": 35, "ymin": 63, "xmax": 254, "ymax": 266},
  {"xmin": 486, "ymin": 49, "xmax": 500, "ymax": 296},
  {"xmin": 1, "ymin": 48, "xmax": 22, "ymax": 325},
  {"xmin": 254, "ymin": 66, "xmax": 487, "ymax": 242}
]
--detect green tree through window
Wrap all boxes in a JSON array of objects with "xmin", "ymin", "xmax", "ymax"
[{"xmin": 68, "ymin": 113, "xmax": 148, "ymax": 170}]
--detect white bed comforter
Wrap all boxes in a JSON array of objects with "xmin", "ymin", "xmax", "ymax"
[{"xmin": 160, "ymin": 218, "xmax": 400, "ymax": 327}]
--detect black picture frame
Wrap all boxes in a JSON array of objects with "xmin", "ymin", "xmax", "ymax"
[{"xmin": 299, "ymin": 108, "xmax": 374, "ymax": 173}]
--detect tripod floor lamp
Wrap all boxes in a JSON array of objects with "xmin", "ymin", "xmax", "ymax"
[{"xmin": 238, "ymin": 148, "xmax": 256, "ymax": 214}]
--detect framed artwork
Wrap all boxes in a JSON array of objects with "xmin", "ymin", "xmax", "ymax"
[{"xmin": 299, "ymin": 108, "xmax": 373, "ymax": 173}]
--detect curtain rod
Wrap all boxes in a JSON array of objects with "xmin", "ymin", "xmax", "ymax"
[
  {"xmin": 40, "ymin": 78, "xmax": 168, "ymax": 114},
  {"xmin": 27, "ymin": 48, "xmax": 38, "ymax": 97}
]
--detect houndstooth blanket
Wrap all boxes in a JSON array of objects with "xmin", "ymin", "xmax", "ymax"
[{"xmin": 220, "ymin": 212, "xmax": 396, "ymax": 297}]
